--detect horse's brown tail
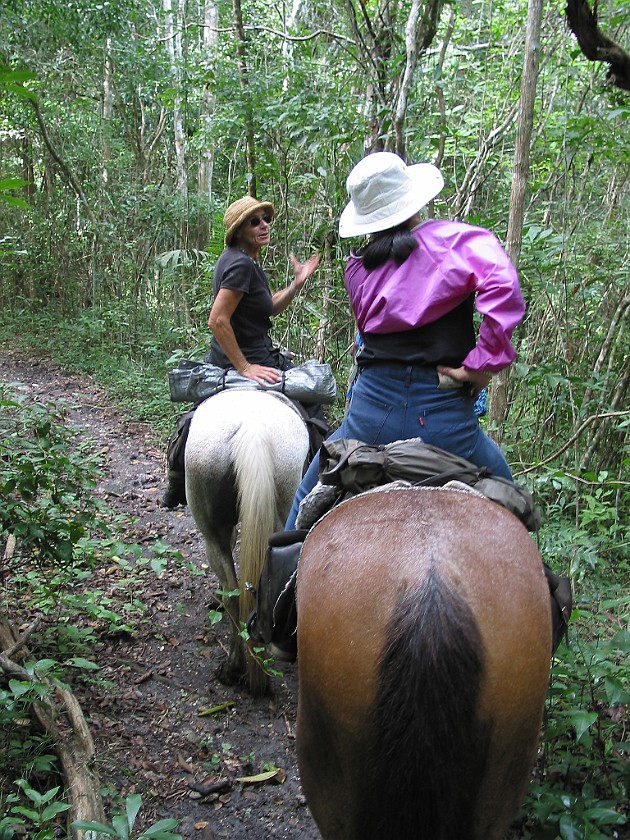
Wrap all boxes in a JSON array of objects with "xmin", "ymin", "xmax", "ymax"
[{"xmin": 358, "ymin": 563, "xmax": 488, "ymax": 840}]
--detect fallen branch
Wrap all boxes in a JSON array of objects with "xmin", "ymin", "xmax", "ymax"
[
  {"xmin": 2, "ymin": 615, "xmax": 42, "ymax": 658},
  {"xmin": 0, "ymin": 615, "xmax": 106, "ymax": 839},
  {"xmin": 3, "ymin": 534, "xmax": 16, "ymax": 560}
]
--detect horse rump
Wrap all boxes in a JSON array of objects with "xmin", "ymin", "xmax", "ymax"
[{"xmin": 296, "ymin": 487, "xmax": 551, "ymax": 840}]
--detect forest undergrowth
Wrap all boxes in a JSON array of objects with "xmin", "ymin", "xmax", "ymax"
[{"xmin": 1, "ymin": 309, "xmax": 628, "ymax": 840}]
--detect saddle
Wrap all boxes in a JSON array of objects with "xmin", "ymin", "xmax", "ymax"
[
  {"xmin": 166, "ymin": 394, "xmax": 329, "ymax": 478},
  {"xmin": 298, "ymin": 437, "xmax": 541, "ymax": 531},
  {"xmin": 247, "ymin": 438, "xmax": 572, "ymax": 656}
]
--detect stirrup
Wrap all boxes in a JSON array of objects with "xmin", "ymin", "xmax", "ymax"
[
  {"xmin": 246, "ymin": 529, "xmax": 308, "ymax": 645},
  {"xmin": 544, "ymin": 564, "xmax": 572, "ymax": 654}
]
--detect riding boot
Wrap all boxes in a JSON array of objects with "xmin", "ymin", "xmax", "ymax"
[
  {"xmin": 161, "ymin": 409, "xmax": 195, "ymax": 509},
  {"xmin": 270, "ymin": 637, "xmax": 298, "ymax": 663},
  {"xmin": 544, "ymin": 564, "xmax": 572, "ymax": 654},
  {"xmin": 161, "ymin": 468, "xmax": 187, "ymax": 508}
]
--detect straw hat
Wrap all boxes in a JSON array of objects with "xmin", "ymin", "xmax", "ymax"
[
  {"xmin": 224, "ymin": 196, "xmax": 275, "ymax": 246},
  {"xmin": 338, "ymin": 152, "xmax": 444, "ymax": 238}
]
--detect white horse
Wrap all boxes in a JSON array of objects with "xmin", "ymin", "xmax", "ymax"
[{"xmin": 185, "ymin": 389, "xmax": 309, "ymax": 695}]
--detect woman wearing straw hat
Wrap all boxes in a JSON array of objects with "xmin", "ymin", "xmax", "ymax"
[
  {"xmin": 162, "ymin": 195, "xmax": 320, "ymax": 508},
  {"xmin": 207, "ymin": 196, "xmax": 319, "ymax": 385},
  {"xmin": 285, "ymin": 151, "xmax": 525, "ymax": 528}
]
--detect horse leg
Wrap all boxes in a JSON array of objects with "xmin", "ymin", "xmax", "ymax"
[
  {"xmin": 202, "ymin": 529, "xmax": 247, "ymax": 684},
  {"xmin": 186, "ymin": 391, "xmax": 309, "ymax": 695},
  {"xmin": 185, "ymin": 448, "xmax": 248, "ymax": 685}
]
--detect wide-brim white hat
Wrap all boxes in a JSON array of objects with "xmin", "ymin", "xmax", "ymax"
[{"xmin": 339, "ymin": 152, "xmax": 444, "ymax": 238}]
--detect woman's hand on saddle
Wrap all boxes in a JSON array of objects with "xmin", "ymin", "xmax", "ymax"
[
  {"xmin": 437, "ymin": 365, "xmax": 491, "ymax": 400},
  {"xmin": 240, "ymin": 362, "xmax": 282, "ymax": 387},
  {"xmin": 290, "ymin": 252, "xmax": 320, "ymax": 293}
]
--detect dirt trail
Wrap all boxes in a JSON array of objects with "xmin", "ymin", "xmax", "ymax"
[{"xmin": 1, "ymin": 350, "xmax": 320, "ymax": 840}]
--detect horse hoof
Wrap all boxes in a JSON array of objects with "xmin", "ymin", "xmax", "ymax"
[
  {"xmin": 270, "ymin": 639, "xmax": 297, "ymax": 663},
  {"xmin": 214, "ymin": 660, "xmax": 245, "ymax": 687}
]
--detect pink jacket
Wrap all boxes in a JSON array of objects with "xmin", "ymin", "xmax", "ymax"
[{"xmin": 345, "ymin": 219, "xmax": 525, "ymax": 373}]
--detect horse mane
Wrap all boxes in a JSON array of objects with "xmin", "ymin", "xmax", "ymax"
[
  {"xmin": 358, "ymin": 560, "xmax": 490, "ymax": 840},
  {"xmin": 230, "ymin": 420, "xmax": 277, "ymax": 623}
]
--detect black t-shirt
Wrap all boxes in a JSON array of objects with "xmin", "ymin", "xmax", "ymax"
[
  {"xmin": 357, "ymin": 296, "xmax": 476, "ymax": 368},
  {"xmin": 208, "ymin": 248, "xmax": 281, "ymax": 368}
]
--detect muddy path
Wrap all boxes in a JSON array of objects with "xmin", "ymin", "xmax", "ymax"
[{"xmin": 1, "ymin": 349, "xmax": 321, "ymax": 840}]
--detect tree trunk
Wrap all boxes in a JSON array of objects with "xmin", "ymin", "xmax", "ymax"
[
  {"xmin": 196, "ymin": 0, "xmax": 218, "ymax": 248},
  {"xmin": 565, "ymin": 0, "xmax": 630, "ymax": 91},
  {"xmin": 394, "ymin": 0, "xmax": 422, "ymax": 158},
  {"xmin": 101, "ymin": 36, "xmax": 114, "ymax": 186},
  {"xmin": 282, "ymin": 0, "xmax": 302, "ymax": 91},
  {"xmin": 163, "ymin": 0, "xmax": 188, "ymax": 201},
  {"xmin": 232, "ymin": 0, "xmax": 257, "ymax": 196},
  {"xmin": 394, "ymin": 0, "xmax": 445, "ymax": 158},
  {"xmin": 489, "ymin": 0, "xmax": 543, "ymax": 436},
  {"xmin": 30, "ymin": 100, "xmax": 97, "ymax": 230},
  {"xmin": 20, "ymin": 133, "xmax": 36, "ymax": 200},
  {"xmin": 344, "ymin": 0, "xmax": 444, "ymax": 155},
  {"xmin": 580, "ymin": 294, "xmax": 630, "ymax": 470},
  {"xmin": 434, "ymin": 7, "xmax": 455, "ymax": 177},
  {"xmin": 314, "ymin": 232, "xmax": 334, "ymax": 362}
]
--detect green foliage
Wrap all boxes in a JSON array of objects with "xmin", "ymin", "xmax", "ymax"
[
  {"xmin": 72, "ymin": 793, "xmax": 182, "ymax": 839},
  {"xmin": 0, "ymin": 0, "xmax": 628, "ymax": 833},
  {"xmin": 0, "ymin": 388, "xmax": 108, "ymax": 569},
  {"xmin": 0, "ymin": 678, "xmax": 59, "ymax": 814},
  {"xmin": 534, "ymin": 466, "xmax": 629, "ymax": 580},
  {"xmin": 0, "ymin": 178, "xmax": 29, "ymax": 208},
  {"xmin": 0, "ymin": 386, "xmax": 191, "ymax": 832},
  {"xmin": 2, "ymin": 779, "xmax": 71, "ymax": 840},
  {"xmin": 517, "ymin": 619, "xmax": 629, "ymax": 838},
  {"xmin": 0, "ymin": 305, "xmax": 182, "ymax": 440}
]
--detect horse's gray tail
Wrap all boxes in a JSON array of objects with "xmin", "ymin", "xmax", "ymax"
[
  {"xmin": 230, "ymin": 420, "xmax": 277, "ymax": 622},
  {"xmin": 359, "ymin": 564, "xmax": 490, "ymax": 840}
]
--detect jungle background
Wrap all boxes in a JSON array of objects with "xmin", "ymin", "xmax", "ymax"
[{"xmin": 0, "ymin": 0, "xmax": 628, "ymax": 836}]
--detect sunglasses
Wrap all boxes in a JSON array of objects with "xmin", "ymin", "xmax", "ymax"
[{"xmin": 248, "ymin": 214, "xmax": 273, "ymax": 227}]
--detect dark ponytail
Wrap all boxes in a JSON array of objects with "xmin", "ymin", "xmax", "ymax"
[{"xmin": 356, "ymin": 223, "xmax": 418, "ymax": 270}]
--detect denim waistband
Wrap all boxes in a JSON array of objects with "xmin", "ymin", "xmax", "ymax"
[{"xmin": 358, "ymin": 363, "xmax": 438, "ymax": 385}]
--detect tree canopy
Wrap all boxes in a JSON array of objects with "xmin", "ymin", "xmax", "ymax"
[{"xmin": 0, "ymin": 0, "xmax": 629, "ymax": 834}]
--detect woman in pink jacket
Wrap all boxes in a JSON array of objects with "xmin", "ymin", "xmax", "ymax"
[{"xmin": 286, "ymin": 151, "xmax": 525, "ymax": 528}]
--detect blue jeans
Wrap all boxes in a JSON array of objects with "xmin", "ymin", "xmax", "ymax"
[{"xmin": 285, "ymin": 364, "xmax": 513, "ymax": 529}]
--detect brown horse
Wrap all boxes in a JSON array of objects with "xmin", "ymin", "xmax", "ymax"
[{"xmin": 296, "ymin": 485, "xmax": 551, "ymax": 840}]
